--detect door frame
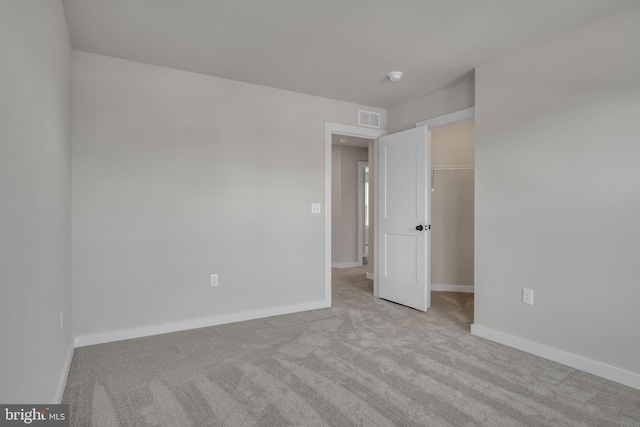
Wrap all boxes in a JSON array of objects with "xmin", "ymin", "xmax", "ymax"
[{"xmin": 324, "ymin": 123, "xmax": 386, "ymax": 305}]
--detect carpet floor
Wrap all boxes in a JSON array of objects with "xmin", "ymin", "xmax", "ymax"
[{"xmin": 63, "ymin": 267, "xmax": 640, "ymax": 426}]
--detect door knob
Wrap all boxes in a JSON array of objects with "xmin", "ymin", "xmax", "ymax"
[{"xmin": 416, "ymin": 225, "xmax": 424, "ymax": 231}]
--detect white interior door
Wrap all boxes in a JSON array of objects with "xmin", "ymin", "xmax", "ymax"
[{"xmin": 377, "ymin": 126, "xmax": 430, "ymax": 311}]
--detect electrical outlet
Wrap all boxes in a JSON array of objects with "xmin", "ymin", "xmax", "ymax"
[
  {"xmin": 311, "ymin": 203, "xmax": 321, "ymax": 214},
  {"xmin": 522, "ymin": 288, "xmax": 534, "ymax": 305},
  {"xmin": 210, "ymin": 274, "xmax": 219, "ymax": 287}
]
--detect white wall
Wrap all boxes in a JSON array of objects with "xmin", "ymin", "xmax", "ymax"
[
  {"xmin": 387, "ymin": 76, "xmax": 475, "ymax": 133},
  {"xmin": 331, "ymin": 145, "xmax": 369, "ymax": 265},
  {"xmin": 72, "ymin": 51, "xmax": 385, "ymax": 339},
  {"xmin": 0, "ymin": 0, "xmax": 72, "ymax": 403},
  {"xmin": 474, "ymin": 7, "xmax": 640, "ymax": 375},
  {"xmin": 431, "ymin": 122, "xmax": 475, "ymax": 288}
]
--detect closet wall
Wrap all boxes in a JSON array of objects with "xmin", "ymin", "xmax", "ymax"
[{"xmin": 431, "ymin": 121, "xmax": 475, "ymax": 290}]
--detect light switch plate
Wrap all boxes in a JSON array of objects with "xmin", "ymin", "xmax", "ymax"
[{"xmin": 311, "ymin": 203, "xmax": 321, "ymax": 214}]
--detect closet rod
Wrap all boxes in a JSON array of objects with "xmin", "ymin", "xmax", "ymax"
[
  {"xmin": 432, "ymin": 164, "xmax": 474, "ymax": 171},
  {"xmin": 431, "ymin": 165, "xmax": 473, "ymax": 192}
]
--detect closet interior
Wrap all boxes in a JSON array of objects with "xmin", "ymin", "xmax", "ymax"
[{"xmin": 430, "ymin": 121, "xmax": 475, "ymax": 293}]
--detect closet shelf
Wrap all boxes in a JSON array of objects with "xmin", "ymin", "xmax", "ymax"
[{"xmin": 432, "ymin": 164, "xmax": 474, "ymax": 171}]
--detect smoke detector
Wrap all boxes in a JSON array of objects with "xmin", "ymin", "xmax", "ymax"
[{"xmin": 387, "ymin": 71, "xmax": 403, "ymax": 82}]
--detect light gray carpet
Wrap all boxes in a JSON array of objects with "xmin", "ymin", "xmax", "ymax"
[{"xmin": 63, "ymin": 267, "xmax": 640, "ymax": 426}]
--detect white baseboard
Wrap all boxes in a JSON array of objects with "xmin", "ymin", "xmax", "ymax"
[
  {"xmin": 54, "ymin": 340, "xmax": 75, "ymax": 403},
  {"xmin": 74, "ymin": 300, "xmax": 330, "ymax": 348},
  {"xmin": 431, "ymin": 284, "xmax": 474, "ymax": 293},
  {"xmin": 471, "ymin": 324, "xmax": 640, "ymax": 390},
  {"xmin": 332, "ymin": 262, "xmax": 362, "ymax": 269},
  {"xmin": 366, "ymin": 272, "xmax": 375, "ymax": 280}
]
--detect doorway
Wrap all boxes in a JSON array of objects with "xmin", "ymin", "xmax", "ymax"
[
  {"xmin": 429, "ymin": 121, "xmax": 475, "ymax": 294},
  {"xmin": 416, "ymin": 108, "xmax": 475, "ymax": 297},
  {"xmin": 331, "ymin": 135, "xmax": 371, "ymax": 269},
  {"xmin": 323, "ymin": 123, "xmax": 386, "ymax": 305}
]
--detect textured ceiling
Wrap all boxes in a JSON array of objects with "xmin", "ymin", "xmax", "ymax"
[{"xmin": 62, "ymin": 0, "xmax": 639, "ymax": 108}]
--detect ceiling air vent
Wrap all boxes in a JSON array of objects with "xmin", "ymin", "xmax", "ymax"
[{"xmin": 358, "ymin": 110, "xmax": 380, "ymax": 128}]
